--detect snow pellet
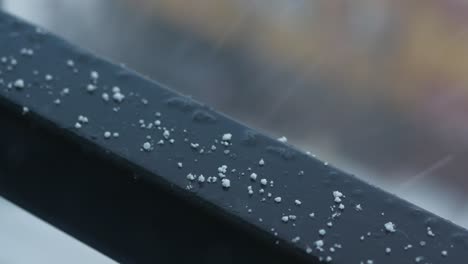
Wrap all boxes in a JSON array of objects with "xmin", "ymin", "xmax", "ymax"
[
  {"xmin": 142, "ymin": 142, "xmax": 152, "ymax": 151},
  {"xmin": 198, "ymin": 175, "xmax": 205, "ymax": 183},
  {"xmin": 221, "ymin": 178, "xmax": 231, "ymax": 188},
  {"xmin": 259, "ymin": 159, "xmax": 265, "ymax": 166},
  {"xmin": 319, "ymin": 229, "xmax": 326, "ymax": 236},
  {"xmin": 186, "ymin": 173, "xmax": 195, "ymax": 181},
  {"xmin": 250, "ymin": 173, "xmax": 257, "ymax": 181},
  {"xmin": 277, "ymin": 136, "xmax": 288, "ymax": 143},
  {"xmin": 14, "ymin": 79, "xmax": 25, "ymax": 89},
  {"xmin": 222, "ymin": 133, "xmax": 232, "ymax": 141}
]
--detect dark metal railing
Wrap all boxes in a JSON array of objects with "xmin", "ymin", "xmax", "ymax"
[{"xmin": 0, "ymin": 10, "xmax": 466, "ymax": 264}]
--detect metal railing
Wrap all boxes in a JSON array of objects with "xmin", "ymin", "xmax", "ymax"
[{"xmin": 0, "ymin": 10, "xmax": 466, "ymax": 264}]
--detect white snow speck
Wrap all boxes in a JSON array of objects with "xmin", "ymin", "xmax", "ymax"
[
  {"xmin": 222, "ymin": 133, "xmax": 232, "ymax": 141},
  {"xmin": 385, "ymin": 247, "xmax": 391, "ymax": 254},
  {"xmin": 78, "ymin": 115, "xmax": 88, "ymax": 123},
  {"xmin": 112, "ymin": 86, "xmax": 120, "ymax": 93},
  {"xmin": 104, "ymin": 131, "xmax": 111, "ymax": 139},
  {"xmin": 333, "ymin": 190, "xmax": 343, "ymax": 203},
  {"xmin": 250, "ymin": 173, "xmax": 257, "ymax": 180},
  {"xmin": 87, "ymin": 84, "xmax": 97, "ymax": 92},
  {"xmin": 291, "ymin": 236, "xmax": 300, "ymax": 243},
  {"xmin": 315, "ymin": 240, "xmax": 324, "ymax": 248},
  {"xmin": 198, "ymin": 175, "xmax": 205, "ymax": 183},
  {"xmin": 207, "ymin": 176, "xmax": 217, "ymax": 183},
  {"xmin": 294, "ymin": 199, "xmax": 302, "ymax": 206},
  {"xmin": 415, "ymin": 256, "xmax": 424, "ymax": 263},
  {"xmin": 14, "ymin": 79, "xmax": 25, "ymax": 89},
  {"xmin": 259, "ymin": 159, "xmax": 265, "ymax": 166},
  {"xmin": 142, "ymin": 142, "xmax": 152, "ymax": 151},
  {"xmin": 78, "ymin": 116, "xmax": 88, "ymax": 124},
  {"xmin": 102, "ymin": 93, "xmax": 110, "ymax": 101},
  {"xmin": 20, "ymin": 48, "xmax": 34, "ymax": 56},
  {"xmin": 61, "ymin": 88, "xmax": 70, "ymax": 95},
  {"xmin": 274, "ymin": 197, "xmax": 282, "ymax": 203},
  {"xmin": 113, "ymin": 91, "xmax": 125, "ymax": 103},
  {"xmin": 441, "ymin": 250, "xmax": 448, "ymax": 257},
  {"xmin": 281, "ymin": 216, "xmax": 289, "ymax": 223},
  {"xmin": 427, "ymin": 226, "xmax": 435, "ymax": 237},
  {"xmin": 221, "ymin": 178, "xmax": 231, "ymax": 188},
  {"xmin": 404, "ymin": 244, "xmax": 413, "ymax": 250},
  {"xmin": 333, "ymin": 190, "xmax": 343, "ymax": 198},
  {"xmin": 90, "ymin": 71, "xmax": 99, "ymax": 81},
  {"xmin": 163, "ymin": 129, "xmax": 170, "ymax": 139},
  {"xmin": 319, "ymin": 229, "xmax": 326, "ymax": 236},
  {"xmin": 260, "ymin": 178, "xmax": 268, "ymax": 186},
  {"xmin": 277, "ymin": 136, "xmax": 288, "ymax": 143},
  {"xmin": 186, "ymin": 173, "xmax": 195, "ymax": 181},
  {"xmin": 218, "ymin": 165, "xmax": 228, "ymax": 177}
]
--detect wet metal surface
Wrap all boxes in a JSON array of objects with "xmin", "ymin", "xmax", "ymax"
[
  {"xmin": 4, "ymin": 1, "xmax": 468, "ymax": 230},
  {"xmin": 3, "ymin": 1, "xmax": 468, "ymax": 229},
  {"xmin": 0, "ymin": 10, "xmax": 467, "ymax": 263}
]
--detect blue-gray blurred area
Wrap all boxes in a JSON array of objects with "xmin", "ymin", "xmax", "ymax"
[
  {"xmin": 0, "ymin": 197, "xmax": 116, "ymax": 264},
  {"xmin": 2, "ymin": 0, "xmax": 468, "ymax": 262}
]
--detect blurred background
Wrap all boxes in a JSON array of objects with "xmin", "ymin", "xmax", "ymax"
[
  {"xmin": 0, "ymin": 197, "xmax": 116, "ymax": 264},
  {"xmin": 1, "ymin": 0, "xmax": 468, "ymax": 261}
]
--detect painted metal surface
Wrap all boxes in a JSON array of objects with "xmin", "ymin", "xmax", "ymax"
[{"xmin": 0, "ymin": 11, "xmax": 467, "ymax": 263}]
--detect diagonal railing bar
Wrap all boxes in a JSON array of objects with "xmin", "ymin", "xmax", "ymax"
[{"xmin": 0, "ymin": 11, "xmax": 467, "ymax": 264}]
